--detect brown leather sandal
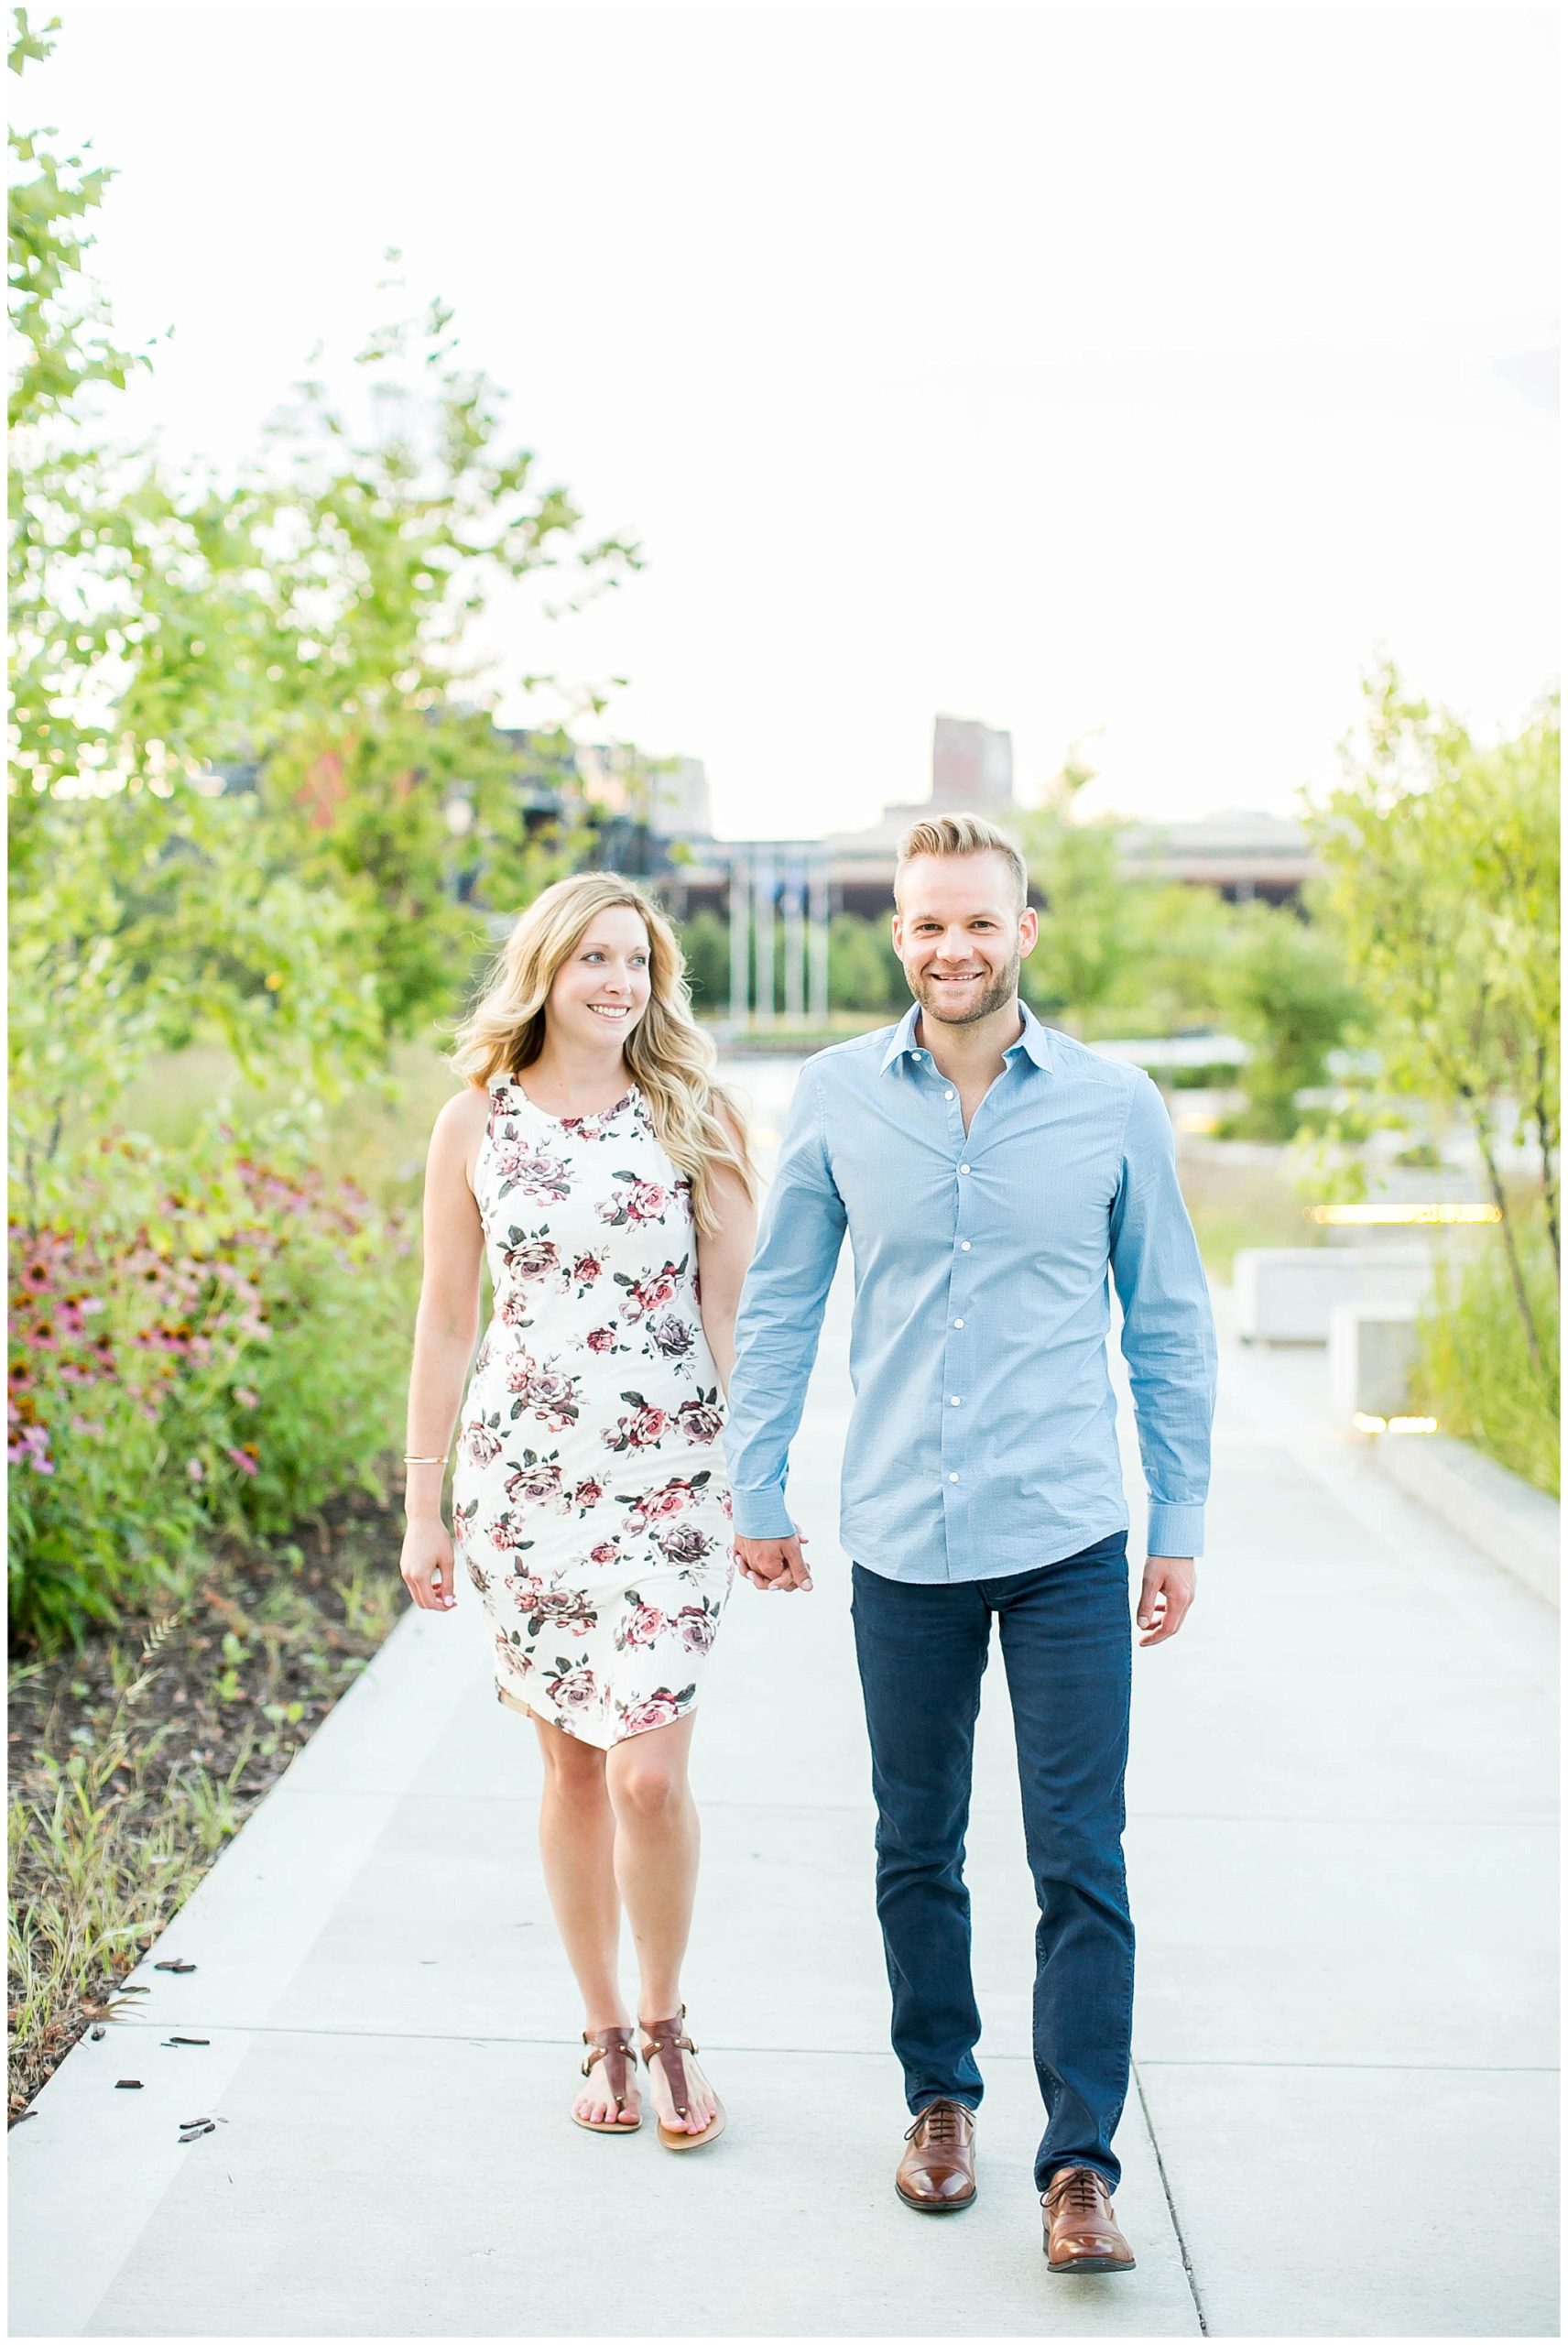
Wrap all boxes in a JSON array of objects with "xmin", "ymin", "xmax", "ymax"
[
  {"xmin": 639, "ymin": 2006, "xmax": 726, "ymax": 2152},
  {"xmin": 572, "ymin": 2025, "xmax": 642, "ymax": 2133}
]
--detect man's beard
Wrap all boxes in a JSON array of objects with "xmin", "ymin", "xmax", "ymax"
[{"xmin": 909, "ymin": 952, "xmax": 1019, "ymax": 1029}]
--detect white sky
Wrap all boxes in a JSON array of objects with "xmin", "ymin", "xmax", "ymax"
[{"xmin": 28, "ymin": 2, "xmax": 1562, "ymax": 839}]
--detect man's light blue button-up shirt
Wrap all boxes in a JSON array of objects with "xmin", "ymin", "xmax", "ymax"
[{"xmin": 724, "ymin": 1002, "xmax": 1218, "ymax": 1583}]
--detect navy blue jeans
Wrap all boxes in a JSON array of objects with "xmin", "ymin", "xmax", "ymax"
[{"xmin": 850, "ymin": 1530, "xmax": 1135, "ymax": 2193}]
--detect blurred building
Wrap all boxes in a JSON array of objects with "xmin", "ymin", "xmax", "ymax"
[
  {"xmin": 932, "ymin": 714, "xmax": 1015, "ymax": 813},
  {"xmin": 577, "ymin": 743, "xmax": 713, "ymax": 840}
]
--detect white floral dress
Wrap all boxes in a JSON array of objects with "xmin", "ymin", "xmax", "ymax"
[{"xmin": 452, "ymin": 1078, "xmax": 735, "ymax": 1748}]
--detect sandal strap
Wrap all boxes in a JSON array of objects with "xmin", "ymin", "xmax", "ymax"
[
  {"xmin": 638, "ymin": 2007, "xmax": 697, "ymax": 2120},
  {"xmin": 581, "ymin": 2025, "xmax": 637, "ymax": 2108}
]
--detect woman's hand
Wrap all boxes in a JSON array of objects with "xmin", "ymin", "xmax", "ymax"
[{"xmin": 400, "ymin": 1519, "xmax": 460, "ymax": 1612}]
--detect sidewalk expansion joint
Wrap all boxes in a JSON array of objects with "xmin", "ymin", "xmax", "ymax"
[
  {"xmin": 101, "ymin": 2019, "xmax": 1044, "ymax": 2059},
  {"xmin": 1133, "ymin": 2059, "xmax": 1208, "ymax": 2336}
]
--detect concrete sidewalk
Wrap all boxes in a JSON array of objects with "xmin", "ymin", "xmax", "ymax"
[{"xmin": 10, "ymin": 1200, "xmax": 1558, "ymax": 2334}]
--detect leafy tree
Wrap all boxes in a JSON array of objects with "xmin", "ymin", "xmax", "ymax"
[
  {"xmin": 1309, "ymin": 662, "xmax": 1560, "ymax": 1380},
  {"xmin": 1016, "ymin": 763, "xmax": 1135, "ymax": 1031},
  {"xmin": 678, "ymin": 908, "xmax": 730, "ymax": 1009},
  {"xmin": 8, "ymin": 11, "xmax": 641, "ymax": 1179},
  {"xmin": 1214, "ymin": 901, "xmax": 1361, "ymax": 1140},
  {"xmin": 829, "ymin": 913, "xmax": 903, "ymax": 1015},
  {"xmin": 1128, "ymin": 881, "xmax": 1234, "ymax": 1035}
]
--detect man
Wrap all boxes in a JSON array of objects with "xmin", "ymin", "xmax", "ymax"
[{"xmin": 724, "ymin": 813, "xmax": 1216, "ymax": 2274}]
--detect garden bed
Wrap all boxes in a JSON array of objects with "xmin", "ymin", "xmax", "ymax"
[{"xmin": 7, "ymin": 1478, "xmax": 408, "ymax": 2125}]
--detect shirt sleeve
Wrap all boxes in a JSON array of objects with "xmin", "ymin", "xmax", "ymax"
[
  {"xmin": 1108, "ymin": 1074, "xmax": 1217, "ymax": 1558},
  {"xmin": 723, "ymin": 1060, "xmax": 847, "ymax": 1538}
]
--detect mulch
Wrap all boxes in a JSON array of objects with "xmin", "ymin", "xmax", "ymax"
[{"xmin": 7, "ymin": 1478, "xmax": 410, "ymax": 2123}]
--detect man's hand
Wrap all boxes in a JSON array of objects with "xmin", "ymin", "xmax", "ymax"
[
  {"xmin": 1137, "ymin": 1555, "xmax": 1195, "ymax": 1647},
  {"xmin": 735, "ymin": 1531, "xmax": 813, "ymax": 1593}
]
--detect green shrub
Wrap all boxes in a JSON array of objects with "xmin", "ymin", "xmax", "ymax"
[
  {"xmin": 829, "ymin": 914, "xmax": 903, "ymax": 1015},
  {"xmin": 1412, "ymin": 1227, "xmax": 1560, "ymax": 1497},
  {"xmin": 8, "ymin": 1130, "xmax": 416, "ymax": 1649},
  {"xmin": 1214, "ymin": 904, "xmax": 1362, "ymax": 1140},
  {"xmin": 679, "ymin": 909, "xmax": 731, "ymax": 1009}
]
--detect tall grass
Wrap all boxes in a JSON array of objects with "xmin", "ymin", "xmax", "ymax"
[{"xmin": 1413, "ymin": 1225, "xmax": 1560, "ymax": 1497}]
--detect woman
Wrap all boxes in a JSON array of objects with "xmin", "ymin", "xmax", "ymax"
[{"xmin": 399, "ymin": 873, "xmax": 757, "ymax": 2149}]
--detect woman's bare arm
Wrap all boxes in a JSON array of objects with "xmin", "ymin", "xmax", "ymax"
[
  {"xmin": 400, "ymin": 1087, "xmax": 487, "ymax": 1609},
  {"xmin": 694, "ymin": 1113, "xmax": 758, "ymax": 1392}
]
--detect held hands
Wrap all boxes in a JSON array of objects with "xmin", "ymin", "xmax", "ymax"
[
  {"xmin": 735, "ymin": 1530, "xmax": 813, "ymax": 1594},
  {"xmin": 400, "ymin": 1519, "xmax": 460, "ymax": 1613},
  {"xmin": 1137, "ymin": 1555, "xmax": 1195, "ymax": 1648}
]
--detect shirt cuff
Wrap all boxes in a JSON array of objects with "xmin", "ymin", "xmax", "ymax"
[
  {"xmin": 730, "ymin": 1485, "xmax": 797, "ymax": 1540},
  {"xmin": 1147, "ymin": 1500, "xmax": 1204, "ymax": 1559}
]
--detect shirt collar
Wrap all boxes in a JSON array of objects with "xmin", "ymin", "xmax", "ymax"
[{"xmin": 878, "ymin": 999, "xmax": 1053, "ymax": 1075}]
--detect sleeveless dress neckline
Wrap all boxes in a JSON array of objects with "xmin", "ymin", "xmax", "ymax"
[{"xmin": 498, "ymin": 1076, "xmax": 640, "ymax": 1130}]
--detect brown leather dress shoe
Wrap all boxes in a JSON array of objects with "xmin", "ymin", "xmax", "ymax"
[
  {"xmin": 895, "ymin": 2098, "xmax": 977, "ymax": 2212},
  {"xmin": 1042, "ymin": 2165, "xmax": 1136, "ymax": 2273}
]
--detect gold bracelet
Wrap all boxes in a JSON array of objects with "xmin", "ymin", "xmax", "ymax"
[{"xmin": 402, "ymin": 1454, "xmax": 448, "ymax": 1466}]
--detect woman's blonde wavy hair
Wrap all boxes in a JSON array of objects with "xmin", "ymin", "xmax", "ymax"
[{"xmin": 450, "ymin": 873, "xmax": 757, "ymax": 1236}]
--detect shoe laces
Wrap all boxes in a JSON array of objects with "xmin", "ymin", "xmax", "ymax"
[
  {"xmin": 1049, "ymin": 2166, "xmax": 1105, "ymax": 2212},
  {"xmin": 907, "ymin": 2100, "xmax": 965, "ymax": 2144}
]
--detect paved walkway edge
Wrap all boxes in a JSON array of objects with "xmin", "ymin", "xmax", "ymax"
[
  {"xmin": 7, "ymin": 1608, "xmax": 439, "ymax": 2340},
  {"xmin": 1371, "ymin": 1430, "xmax": 1560, "ymax": 1607}
]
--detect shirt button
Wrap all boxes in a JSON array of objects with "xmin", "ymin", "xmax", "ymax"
[
  {"xmin": 960, "ymin": 1241, "xmax": 971, "ymax": 1251},
  {"xmin": 944, "ymin": 1089, "xmax": 954, "ymax": 1101},
  {"xmin": 953, "ymin": 1317, "xmax": 964, "ymax": 1328},
  {"xmin": 949, "ymin": 1396, "xmax": 962, "ymax": 1406},
  {"xmin": 911, "ymin": 1050, "xmax": 922, "ymax": 1061},
  {"xmin": 949, "ymin": 1472, "xmax": 959, "ymax": 1484},
  {"xmin": 958, "ymin": 1163, "xmax": 970, "ymax": 1174}
]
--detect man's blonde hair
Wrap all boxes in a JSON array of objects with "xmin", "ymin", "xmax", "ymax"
[{"xmin": 894, "ymin": 812, "xmax": 1029, "ymax": 911}]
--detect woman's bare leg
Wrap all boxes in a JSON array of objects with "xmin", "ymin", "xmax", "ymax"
[
  {"xmin": 604, "ymin": 1711, "xmax": 717, "ymax": 2132},
  {"xmin": 532, "ymin": 1717, "xmax": 639, "ymax": 2125}
]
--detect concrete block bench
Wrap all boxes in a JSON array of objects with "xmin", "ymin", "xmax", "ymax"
[
  {"xmin": 1234, "ymin": 1245, "xmax": 1433, "ymax": 1344},
  {"xmin": 1328, "ymin": 1303, "xmax": 1422, "ymax": 1418}
]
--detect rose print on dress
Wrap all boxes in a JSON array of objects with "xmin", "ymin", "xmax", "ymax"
[
  {"xmin": 506, "ymin": 1576, "xmax": 601, "ymax": 1639},
  {"xmin": 647, "ymin": 1311, "xmax": 697, "ymax": 1369},
  {"xmin": 673, "ymin": 1598, "xmax": 722, "ymax": 1656},
  {"xmin": 601, "ymin": 1392, "xmax": 671, "ymax": 1453},
  {"xmin": 490, "ymin": 1135, "xmax": 572, "ymax": 1205},
  {"xmin": 674, "ymin": 1391, "xmax": 724, "ymax": 1445},
  {"xmin": 453, "ymin": 1083, "xmax": 733, "ymax": 1748},
  {"xmin": 614, "ymin": 1257, "xmax": 687, "ymax": 1322},
  {"xmin": 503, "ymin": 1450, "xmax": 573, "ymax": 1511},
  {"xmin": 503, "ymin": 1356, "xmax": 583, "ymax": 1433},
  {"xmin": 543, "ymin": 1658, "xmax": 603, "ymax": 1718},
  {"xmin": 501, "ymin": 1228, "xmax": 562, "ymax": 1284},
  {"xmin": 595, "ymin": 1169, "xmax": 673, "ymax": 1228},
  {"xmin": 615, "ymin": 1685, "xmax": 696, "ymax": 1734},
  {"xmin": 483, "ymin": 1508, "xmax": 535, "ymax": 1553},
  {"xmin": 616, "ymin": 1473, "xmax": 712, "ymax": 1533},
  {"xmin": 462, "ymin": 1414, "xmax": 505, "ymax": 1468},
  {"xmin": 570, "ymin": 1250, "xmax": 607, "ymax": 1299},
  {"xmin": 652, "ymin": 1522, "xmax": 717, "ymax": 1566},
  {"xmin": 614, "ymin": 1598, "xmax": 670, "ymax": 1651}
]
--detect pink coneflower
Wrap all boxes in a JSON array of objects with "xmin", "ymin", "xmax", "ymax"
[
  {"xmin": 225, "ymin": 1445, "xmax": 259, "ymax": 1476},
  {"xmin": 232, "ymin": 1386, "xmax": 259, "ymax": 1409},
  {"xmin": 14, "ymin": 1424, "xmax": 53, "ymax": 1474},
  {"xmin": 186, "ymin": 1457, "xmax": 206, "ymax": 1482}
]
